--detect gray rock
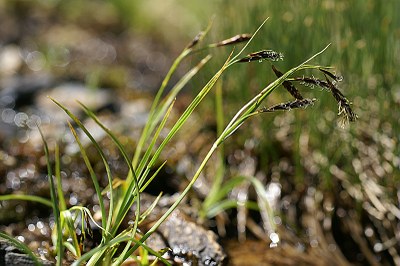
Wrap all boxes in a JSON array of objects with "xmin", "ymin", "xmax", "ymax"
[{"xmin": 0, "ymin": 239, "xmax": 53, "ymax": 266}]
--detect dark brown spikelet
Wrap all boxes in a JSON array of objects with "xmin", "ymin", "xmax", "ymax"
[
  {"xmin": 272, "ymin": 65, "xmax": 304, "ymax": 100},
  {"xmin": 259, "ymin": 98, "xmax": 317, "ymax": 113},
  {"xmin": 238, "ymin": 50, "xmax": 283, "ymax": 63},
  {"xmin": 187, "ymin": 31, "xmax": 205, "ymax": 49},
  {"xmin": 292, "ymin": 76, "xmax": 330, "ymax": 90},
  {"xmin": 323, "ymin": 74, "xmax": 358, "ymax": 127},
  {"xmin": 215, "ymin": 34, "xmax": 252, "ymax": 47},
  {"xmin": 319, "ymin": 68, "xmax": 343, "ymax": 82}
]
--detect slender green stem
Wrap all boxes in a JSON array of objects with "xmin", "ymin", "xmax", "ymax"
[
  {"xmin": 201, "ymin": 81, "xmax": 225, "ymax": 216},
  {"xmin": 38, "ymin": 126, "xmax": 63, "ymax": 266},
  {"xmin": 67, "ymin": 123, "xmax": 107, "ymax": 232},
  {"xmin": 55, "ymin": 144, "xmax": 67, "ymax": 211},
  {"xmin": 136, "ymin": 55, "xmax": 211, "ymax": 179},
  {"xmin": 131, "ymin": 49, "xmax": 191, "ymax": 171},
  {"xmin": 229, "ymin": 17, "xmax": 270, "ymax": 63},
  {"xmin": 131, "ymin": 17, "xmax": 215, "ymax": 175}
]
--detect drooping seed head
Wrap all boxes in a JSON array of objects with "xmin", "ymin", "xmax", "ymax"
[
  {"xmin": 319, "ymin": 68, "xmax": 343, "ymax": 82},
  {"xmin": 272, "ymin": 65, "xmax": 304, "ymax": 100},
  {"xmin": 323, "ymin": 74, "xmax": 358, "ymax": 127},
  {"xmin": 215, "ymin": 34, "xmax": 252, "ymax": 47},
  {"xmin": 238, "ymin": 50, "xmax": 284, "ymax": 63},
  {"xmin": 293, "ymin": 76, "xmax": 331, "ymax": 90},
  {"xmin": 187, "ymin": 31, "xmax": 205, "ymax": 49},
  {"xmin": 259, "ymin": 98, "xmax": 317, "ymax": 113}
]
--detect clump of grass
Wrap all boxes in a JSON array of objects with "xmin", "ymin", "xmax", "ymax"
[{"xmin": 0, "ymin": 18, "xmax": 356, "ymax": 265}]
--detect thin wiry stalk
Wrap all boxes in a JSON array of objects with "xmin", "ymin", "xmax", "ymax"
[
  {"xmin": 139, "ymin": 161, "xmax": 167, "ymax": 193},
  {"xmin": 131, "ymin": 19, "xmax": 214, "ymax": 171},
  {"xmin": 139, "ymin": 192, "xmax": 163, "ymax": 224},
  {"xmin": 201, "ymin": 81, "xmax": 226, "ymax": 217},
  {"xmin": 67, "ymin": 122, "xmax": 107, "ymax": 232},
  {"xmin": 130, "ymin": 49, "xmax": 190, "ymax": 173},
  {"xmin": 135, "ymin": 55, "xmax": 210, "ymax": 178},
  {"xmin": 150, "ymin": 55, "xmax": 211, "ymax": 139},
  {"xmin": 68, "ymin": 206, "xmax": 105, "ymax": 235},
  {"xmin": 137, "ymin": 100, "xmax": 175, "ymax": 188},
  {"xmin": 228, "ymin": 17, "xmax": 270, "ymax": 64},
  {"xmin": 55, "ymin": 144, "xmax": 67, "ymax": 211},
  {"xmin": 144, "ymin": 53, "xmax": 232, "ymax": 176},
  {"xmin": 38, "ymin": 126, "xmax": 63, "ymax": 266}
]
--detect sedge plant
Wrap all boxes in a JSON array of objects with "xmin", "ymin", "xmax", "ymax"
[{"xmin": 0, "ymin": 18, "xmax": 356, "ymax": 265}]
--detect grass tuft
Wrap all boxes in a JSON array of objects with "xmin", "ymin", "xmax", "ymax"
[{"xmin": 0, "ymin": 17, "xmax": 357, "ymax": 265}]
